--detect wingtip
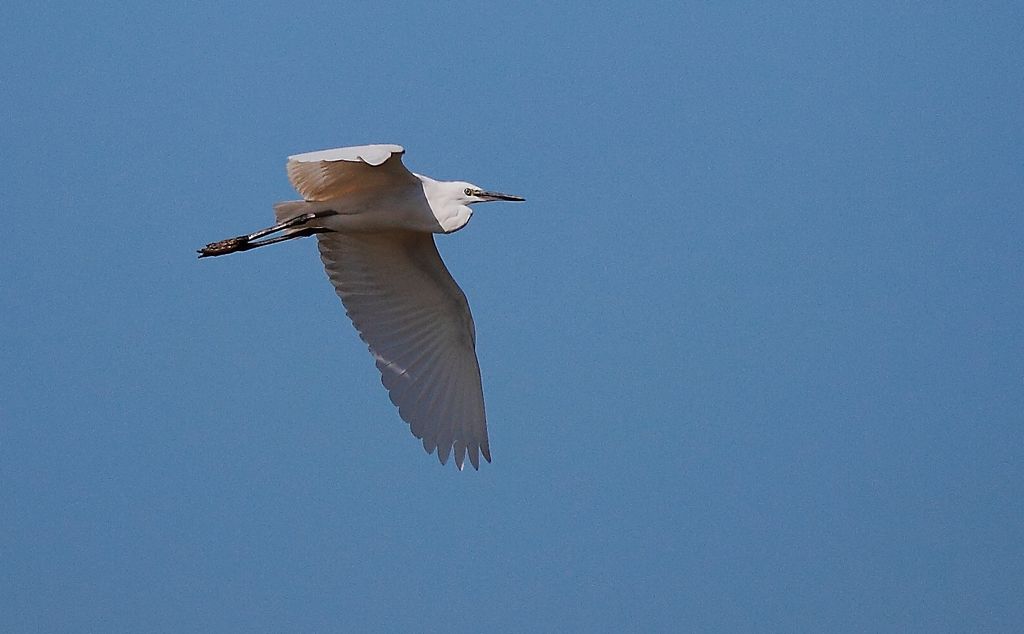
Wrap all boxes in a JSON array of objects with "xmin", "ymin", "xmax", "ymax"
[
  {"xmin": 436, "ymin": 444, "xmax": 451, "ymax": 466},
  {"xmin": 432, "ymin": 442, "xmax": 488, "ymax": 471}
]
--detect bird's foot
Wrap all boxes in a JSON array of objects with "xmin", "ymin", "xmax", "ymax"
[
  {"xmin": 197, "ymin": 211, "xmax": 337, "ymax": 259},
  {"xmin": 197, "ymin": 236, "xmax": 252, "ymax": 258}
]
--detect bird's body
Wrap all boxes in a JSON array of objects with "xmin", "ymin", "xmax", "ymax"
[
  {"xmin": 273, "ymin": 174, "xmax": 470, "ymax": 235},
  {"xmin": 199, "ymin": 144, "xmax": 523, "ymax": 470}
]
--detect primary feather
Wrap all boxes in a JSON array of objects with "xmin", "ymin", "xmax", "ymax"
[{"xmin": 316, "ymin": 231, "xmax": 490, "ymax": 470}]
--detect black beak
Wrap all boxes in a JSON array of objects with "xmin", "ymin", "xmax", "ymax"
[{"xmin": 479, "ymin": 190, "xmax": 525, "ymax": 202}]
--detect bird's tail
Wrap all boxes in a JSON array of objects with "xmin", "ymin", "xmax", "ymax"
[
  {"xmin": 272, "ymin": 200, "xmax": 317, "ymax": 237},
  {"xmin": 273, "ymin": 200, "xmax": 309, "ymax": 224}
]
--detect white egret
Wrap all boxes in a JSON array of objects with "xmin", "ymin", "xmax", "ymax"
[{"xmin": 199, "ymin": 144, "xmax": 523, "ymax": 470}]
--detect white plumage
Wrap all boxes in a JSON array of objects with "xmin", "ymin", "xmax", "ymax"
[{"xmin": 199, "ymin": 144, "xmax": 523, "ymax": 470}]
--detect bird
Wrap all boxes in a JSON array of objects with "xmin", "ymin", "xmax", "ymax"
[{"xmin": 198, "ymin": 144, "xmax": 523, "ymax": 470}]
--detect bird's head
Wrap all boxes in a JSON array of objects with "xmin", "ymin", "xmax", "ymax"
[
  {"xmin": 457, "ymin": 183, "xmax": 525, "ymax": 205},
  {"xmin": 427, "ymin": 180, "xmax": 524, "ymax": 233}
]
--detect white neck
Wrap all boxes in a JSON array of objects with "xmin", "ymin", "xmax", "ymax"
[{"xmin": 416, "ymin": 175, "xmax": 473, "ymax": 233}]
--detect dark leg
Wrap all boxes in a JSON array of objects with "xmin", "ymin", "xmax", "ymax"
[{"xmin": 197, "ymin": 211, "xmax": 335, "ymax": 258}]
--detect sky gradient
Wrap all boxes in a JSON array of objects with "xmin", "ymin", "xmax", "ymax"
[{"xmin": 2, "ymin": 3, "xmax": 1022, "ymax": 632}]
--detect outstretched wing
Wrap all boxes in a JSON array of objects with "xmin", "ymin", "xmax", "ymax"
[
  {"xmin": 317, "ymin": 231, "xmax": 490, "ymax": 470},
  {"xmin": 287, "ymin": 144, "xmax": 418, "ymax": 201}
]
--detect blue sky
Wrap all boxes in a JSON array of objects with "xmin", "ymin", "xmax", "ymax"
[{"xmin": 2, "ymin": 3, "xmax": 1022, "ymax": 631}]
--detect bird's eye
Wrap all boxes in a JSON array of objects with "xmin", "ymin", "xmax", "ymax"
[{"xmin": 464, "ymin": 188, "xmax": 474, "ymax": 196}]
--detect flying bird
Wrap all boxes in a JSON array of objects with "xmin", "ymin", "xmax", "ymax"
[{"xmin": 198, "ymin": 144, "xmax": 523, "ymax": 470}]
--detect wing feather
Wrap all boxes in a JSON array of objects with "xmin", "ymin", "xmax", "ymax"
[
  {"xmin": 398, "ymin": 358, "xmax": 447, "ymax": 439},
  {"xmin": 287, "ymin": 144, "xmax": 418, "ymax": 202},
  {"xmin": 421, "ymin": 364, "xmax": 460, "ymax": 455},
  {"xmin": 317, "ymin": 231, "xmax": 490, "ymax": 468}
]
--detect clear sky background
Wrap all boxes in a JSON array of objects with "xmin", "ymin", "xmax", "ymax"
[{"xmin": 2, "ymin": 3, "xmax": 1022, "ymax": 632}]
